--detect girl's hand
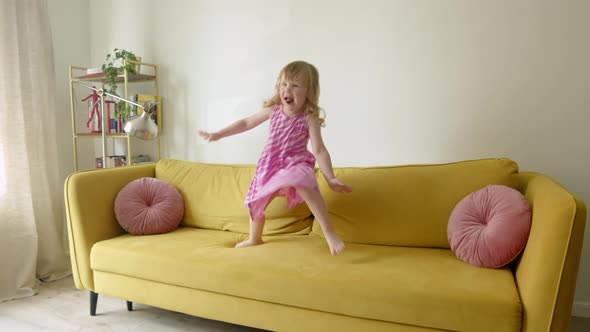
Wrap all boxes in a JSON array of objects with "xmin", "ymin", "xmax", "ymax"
[
  {"xmin": 198, "ymin": 130, "xmax": 221, "ymax": 142},
  {"xmin": 327, "ymin": 178, "xmax": 353, "ymax": 193}
]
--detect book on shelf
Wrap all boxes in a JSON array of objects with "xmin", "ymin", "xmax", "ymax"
[
  {"xmin": 105, "ymin": 100, "xmax": 119, "ymax": 133},
  {"xmin": 86, "ymin": 67, "xmax": 102, "ymax": 75},
  {"xmin": 95, "ymin": 155, "xmax": 150, "ymax": 168},
  {"xmin": 131, "ymin": 155, "xmax": 150, "ymax": 164},
  {"xmin": 95, "ymin": 155, "xmax": 127, "ymax": 168}
]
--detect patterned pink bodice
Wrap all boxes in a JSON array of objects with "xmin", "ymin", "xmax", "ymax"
[{"xmin": 244, "ymin": 105, "xmax": 316, "ymax": 219}]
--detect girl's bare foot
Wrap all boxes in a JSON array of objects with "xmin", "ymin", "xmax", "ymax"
[
  {"xmin": 235, "ymin": 238, "xmax": 264, "ymax": 248},
  {"xmin": 325, "ymin": 233, "xmax": 345, "ymax": 255}
]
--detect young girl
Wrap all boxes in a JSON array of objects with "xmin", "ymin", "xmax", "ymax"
[{"xmin": 198, "ymin": 61, "xmax": 352, "ymax": 255}]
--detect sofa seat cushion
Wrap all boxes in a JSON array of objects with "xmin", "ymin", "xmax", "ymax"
[{"xmin": 91, "ymin": 228, "xmax": 521, "ymax": 332}]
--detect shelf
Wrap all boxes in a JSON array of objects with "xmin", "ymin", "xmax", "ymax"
[
  {"xmin": 69, "ymin": 61, "xmax": 160, "ymax": 171},
  {"xmin": 72, "ymin": 73, "xmax": 156, "ymax": 83},
  {"xmin": 75, "ymin": 133, "xmax": 128, "ymax": 138}
]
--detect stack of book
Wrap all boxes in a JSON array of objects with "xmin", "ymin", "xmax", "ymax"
[
  {"xmin": 95, "ymin": 155, "xmax": 127, "ymax": 168},
  {"xmin": 86, "ymin": 67, "xmax": 103, "ymax": 75}
]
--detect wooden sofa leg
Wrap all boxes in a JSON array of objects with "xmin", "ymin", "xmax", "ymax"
[
  {"xmin": 90, "ymin": 291, "xmax": 98, "ymax": 316},
  {"xmin": 127, "ymin": 301, "xmax": 133, "ymax": 311}
]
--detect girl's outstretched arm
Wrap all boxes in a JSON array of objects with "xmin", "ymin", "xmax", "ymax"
[
  {"xmin": 308, "ymin": 116, "xmax": 352, "ymax": 193},
  {"xmin": 198, "ymin": 106, "xmax": 273, "ymax": 142}
]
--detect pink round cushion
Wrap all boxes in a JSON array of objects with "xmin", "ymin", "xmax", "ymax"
[
  {"xmin": 114, "ymin": 177, "xmax": 184, "ymax": 235},
  {"xmin": 447, "ymin": 185, "xmax": 531, "ymax": 268}
]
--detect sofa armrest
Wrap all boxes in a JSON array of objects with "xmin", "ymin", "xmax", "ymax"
[
  {"xmin": 515, "ymin": 172, "xmax": 586, "ymax": 332},
  {"xmin": 64, "ymin": 164, "xmax": 156, "ymax": 291}
]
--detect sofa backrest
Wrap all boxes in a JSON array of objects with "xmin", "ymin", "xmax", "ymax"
[
  {"xmin": 156, "ymin": 159, "xmax": 313, "ymax": 235},
  {"xmin": 311, "ymin": 158, "xmax": 519, "ymax": 248}
]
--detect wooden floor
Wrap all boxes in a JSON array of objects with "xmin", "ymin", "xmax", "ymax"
[
  {"xmin": 0, "ymin": 276, "xmax": 263, "ymax": 332},
  {"xmin": 1, "ymin": 276, "xmax": 589, "ymax": 331}
]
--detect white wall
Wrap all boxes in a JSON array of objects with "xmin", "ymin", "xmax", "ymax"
[
  {"xmin": 48, "ymin": 0, "xmax": 91, "ymax": 175},
  {"xmin": 52, "ymin": 0, "xmax": 590, "ymax": 313}
]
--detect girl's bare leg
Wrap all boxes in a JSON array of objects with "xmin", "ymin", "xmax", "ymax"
[
  {"xmin": 236, "ymin": 195, "xmax": 277, "ymax": 249},
  {"xmin": 235, "ymin": 217, "xmax": 265, "ymax": 248},
  {"xmin": 296, "ymin": 186, "xmax": 345, "ymax": 255}
]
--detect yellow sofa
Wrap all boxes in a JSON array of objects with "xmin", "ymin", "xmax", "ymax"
[{"xmin": 64, "ymin": 158, "xmax": 586, "ymax": 332}]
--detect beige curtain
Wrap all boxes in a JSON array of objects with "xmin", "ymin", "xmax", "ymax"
[{"xmin": 0, "ymin": 0, "xmax": 71, "ymax": 302}]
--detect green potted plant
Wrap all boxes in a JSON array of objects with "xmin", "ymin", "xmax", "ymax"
[{"xmin": 101, "ymin": 48, "xmax": 140, "ymax": 120}]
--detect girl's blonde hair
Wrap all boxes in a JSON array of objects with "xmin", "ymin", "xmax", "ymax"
[{"xmin": 264, "ymin": 61, "xmax": 325, "ymax": 127}]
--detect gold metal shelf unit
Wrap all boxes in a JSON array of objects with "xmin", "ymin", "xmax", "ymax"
[{"xmin": 68, "ymin": 60, "xmax": 161, "ymax": 170}]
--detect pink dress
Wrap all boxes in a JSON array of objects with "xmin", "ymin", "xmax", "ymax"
[{"xmin": 245, "ymin": 105, "xmax": 317, "ymax": 221}]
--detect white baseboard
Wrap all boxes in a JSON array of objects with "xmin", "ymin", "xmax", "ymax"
[{"xmin": 572, "ymin": 301, "xmax": 590, "ymax": 318}]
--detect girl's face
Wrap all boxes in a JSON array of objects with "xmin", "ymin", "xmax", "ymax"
[{"xmin": 279, "ymin": 74, "xmax": 307, "ymax": 114}]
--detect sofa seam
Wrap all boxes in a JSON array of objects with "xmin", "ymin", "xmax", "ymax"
[
  {"xmin": 542, "ymin": 178, "xmax": 577, "ymax": 332},
  {"xmin": 160, "ymin": 157, "xmax": 514, "ymax": 171},
  {"xmin": 93, "ymin": 270, "xmax": 455, "ymax": 331},
  {"xmin": 64, "ymin": 173, "xmax": 87, "ymax": 290}
]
